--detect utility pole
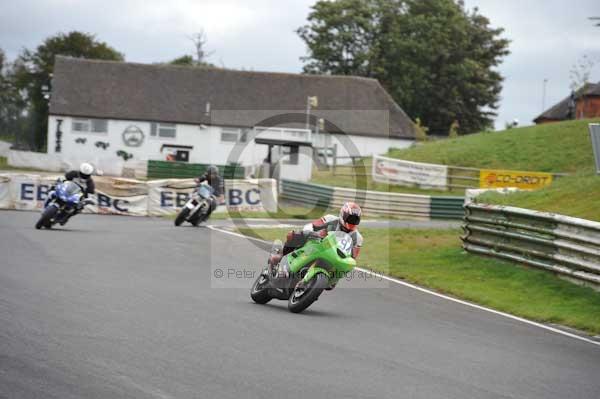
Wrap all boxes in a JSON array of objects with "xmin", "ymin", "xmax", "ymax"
[
  {"xmin": 306, "ymin": 96, "xmax": 318, "ymax": 130},
  {"xmin": 542, "ymin": 78, "xmax": 548, "ymax": 112}
]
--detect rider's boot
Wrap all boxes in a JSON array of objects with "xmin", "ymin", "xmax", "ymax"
[
  {"xmin": 60, "ymin": 207, "xmax": 80, "ymax": 225},
  {"xmin": 268, "ymin": 240, "xmax": 282, "ymax": 266},
  {"xmin": 59, "ymin": 213, "xmax": 72, "ymax": 225}
]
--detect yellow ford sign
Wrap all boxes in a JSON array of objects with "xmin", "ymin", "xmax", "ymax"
[{"xmin": 479, "ymin": 169, "xmax": 553, "ymax": 189}]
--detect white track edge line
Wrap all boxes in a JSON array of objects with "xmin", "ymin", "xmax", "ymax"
[{"xmin": 207, "ymin": 225, "xmax": 600, "ymax": 347}]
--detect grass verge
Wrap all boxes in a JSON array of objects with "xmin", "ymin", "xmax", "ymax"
[
  {"xmin": 236, "ymin": 226, "xmax": 600, "ymax": 335},
  {"xmin": 311, "ymin": 119, "xmax": 600, "ymax": 194},
  {"xmin": 479, "ymin": 172, "xmax": 600, "ymax": 221},
  {"xmin": 387, "ymin": 118, "xmax": 599, "ymax": 173}
]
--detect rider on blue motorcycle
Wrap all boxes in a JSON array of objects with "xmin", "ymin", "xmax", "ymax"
[
  {"xmin": 64, "ymin": 162, "xmax": 96, "ymax": 197},
  {"xmin": 45, "ymin": 163, "xmax": 96, "ymax": 224}
]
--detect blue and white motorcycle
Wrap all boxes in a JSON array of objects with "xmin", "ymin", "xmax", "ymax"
[
  {"xmin": 174, "ymin": 183, "xmax": 215, "ymax": 226},
  {"xmin": 35, "ymin": 180, "xmax": 94, "ymax": 229}
]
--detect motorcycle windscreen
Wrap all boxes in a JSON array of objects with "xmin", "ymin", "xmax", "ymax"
[
  {"xmin": 61, "ymin": 181, "xmax": 83, "ymax": 202},
  {"xmin": 198, "ymin": 185, "xmax": 214, "ymax": 199}
]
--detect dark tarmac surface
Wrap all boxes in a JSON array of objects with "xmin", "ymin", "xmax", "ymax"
[{"xmin": 1, "ymin": 211, "xmax": 599, "ymax": 399}]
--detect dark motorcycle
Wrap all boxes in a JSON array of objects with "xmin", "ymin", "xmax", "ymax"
[
  {"xmin": 35, "ymin": 180, "xmax": 94, "ymax": 229},
  {"xmin": 174, "ymin": 183, "xmax": 215, "ymax": 226}
]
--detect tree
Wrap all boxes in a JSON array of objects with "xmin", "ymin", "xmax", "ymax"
[
  {"xmin": 12, "ymin": 31, "xmax": 123, "ymax": 150},
  {"xmin": 188, "ymin": 30, "xmax": 215, "ymax": 65},
  {"xmin": 297, "ymin": 0, "xmax": 510, "ymax": 135},
  {"xmin": 0, "ymin": 49, "xmax": 27, "ymax": 143},
  {"xmin": 168, "ymin": 54, "xmax": 215, "ymax": 68},
  {"xmin": 297, "ymin": 0, "xmax": 379, "ymax": 76},
  {"xmin": 168, "ymin": 30, "xmax": 216, "ymax": 68},
  {"xmin": 569, "ymin": 54, "xmax": 596, "ymax": 91},
  {"xmin": 170, "ymin": 55, "xmax": 196, "ymax": 66}
]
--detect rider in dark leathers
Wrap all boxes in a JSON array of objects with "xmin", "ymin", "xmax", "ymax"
[{"xmin": 194, "ymin": 165, "xmax": 224, "ymax": 222}]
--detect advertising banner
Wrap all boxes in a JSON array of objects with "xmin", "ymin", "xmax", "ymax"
[
  {"xmin": 4, "ymin": 174, "xmax": 147, "ymax": 215},
  {"xmin": 0, "ymin": 174, "xmax": 11, "ymax": 209},
  {"xmin": 147, "ymin": 178, "xmax": 200, "ymax": 216},
  {"xmin": 0, "ymin": 174, "xmax": 278, "ymax": 217},
  {"xmin": 479, "ymin": 169, "xmax": 553, "ymax": 189},
  {"xmin": 86, "ymin": 192, "xmax": 149, "ymax": 216},
  {"xmin": 10, "ymin": 174, "xmax": 62, "ymax": 211},
  {"xmin": 226, "ymin": 179, "xmax": 278, "ymax": 213},
  {"xmin": 372, "ymin": 155, "xmax": 448, "ymax": 190},
  {"xmin": 147, "ymin": 178, "xmax": 277, "ymax": 216}
]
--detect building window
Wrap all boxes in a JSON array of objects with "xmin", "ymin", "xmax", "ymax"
[
  {"xmin": 72, "ymin": 118, "xmax": 108, "ymax": 133},
  {"xmin": 220, "ymin": 127, "xmax": 248, "ymax": 143},
  {"xmin": 91, "ymin": 119, "xmax": 108, "ymax": 133},
  {"xmin": 151, "ymin": 123, "xmax": 176, "ymax": 138},
  {"xmin": 221, "ymin": 127, "xmax": 240, "ymax": 142}
]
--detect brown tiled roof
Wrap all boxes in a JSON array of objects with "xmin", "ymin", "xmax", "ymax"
[
  {"xmin": 50, "ymin": 56, "xmax": 416, "ymax": 139},
  {"xmin": 534, "ymin": 82, "xmax": 600, "ymax": 123}
]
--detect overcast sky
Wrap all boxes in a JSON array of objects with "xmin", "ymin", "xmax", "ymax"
[{"xmin": 2, "ymin": 0, "xmax": 599, "ymax": 129}]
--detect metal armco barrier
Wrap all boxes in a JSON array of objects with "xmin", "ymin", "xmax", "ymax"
[
  {"xmin": 462, "ymin": 203, "xmax": 600, "ymax": 286},
  {"xmin": 280, "ymin": 179, "xmax": 334, "ymax": 210},
  {"xmin": 430, "ymin": 196, "xmax": 466, "ymax": 219},
  {"xmin": 280, "ymin": 179, "xmax": 464, "ymax": 220},
  {"xmin": 330, "ymin": 186, "xmax": 431, "ymax": 220}
]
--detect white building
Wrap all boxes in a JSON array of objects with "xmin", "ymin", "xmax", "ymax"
[{"xmin": 47, "ymin": 56, "xmax": 416, "ymax": 180}]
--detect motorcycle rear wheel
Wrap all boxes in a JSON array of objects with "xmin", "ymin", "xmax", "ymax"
[{"xmin": 288, "ymin": 273, "xmax": 328, "ymax": 313}]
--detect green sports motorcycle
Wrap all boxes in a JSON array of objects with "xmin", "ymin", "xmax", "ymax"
[{"xmin": 250, "ymin": 231, "xmax": 356, "ymax": 313}]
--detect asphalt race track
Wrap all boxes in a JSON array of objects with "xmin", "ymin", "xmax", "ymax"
[{"xmin": 1, "ymin": 210, "xmax": 599, "ymax": 399}]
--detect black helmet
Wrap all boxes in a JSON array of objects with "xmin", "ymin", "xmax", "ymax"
[{"xmin": 207, "ymin": 165, "xmax": 219, "ymax": 176}]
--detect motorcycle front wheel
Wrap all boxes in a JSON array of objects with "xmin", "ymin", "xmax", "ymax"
[
  {"xmin": 288, "ymin": 273, "xmax": 329, "ymax": 313},
  {"xmin": 35, "ymin": 206, "xmax": 58, "ymax": 230},
  {"xmin": 250, "ymin": 270, "xmax": 272, "ymax": 304},
  {"xmin": 174, "ymin": 207, "xmax": 190, "ymax": 226}
]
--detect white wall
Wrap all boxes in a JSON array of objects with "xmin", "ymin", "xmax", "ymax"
[
  {"xmin": 48, "ymin": 116, "xmax": 261, "ymax": 166},
  {"xmin": 277, "ymin": 146, "xmax": 313, "ymax": 182},
  {"xmin": 0, "ymin": 140, "xmax": 10, "ymax": 157},
  {"xmin": 47, "ymin": 115, "xmax": 412, "ymax": 173}
]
